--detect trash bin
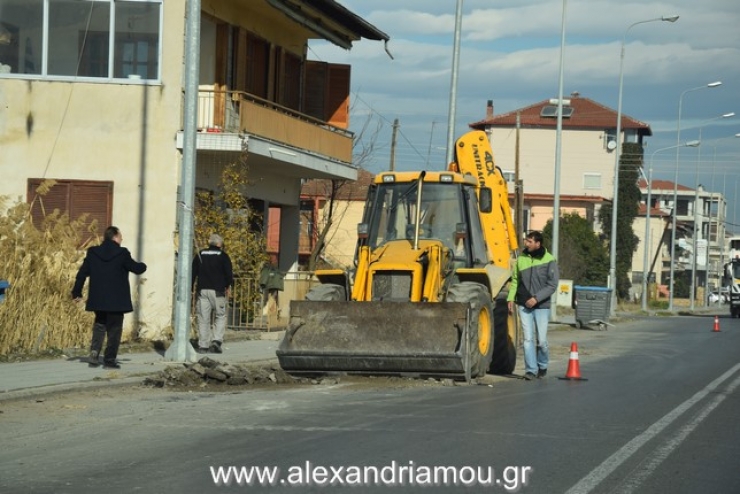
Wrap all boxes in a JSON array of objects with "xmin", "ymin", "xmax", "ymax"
[
  {"xmin": 573, "ymin": 285, "xmax": 611, "ymax": 330},
  {"xmin": 0, "ymin": 280, "xmax": 9, "ymax": 304}
]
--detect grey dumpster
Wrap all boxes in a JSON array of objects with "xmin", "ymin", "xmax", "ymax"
[{"xmin": 573, "ymin": 286, "xmax": 611, "ymax": 330}]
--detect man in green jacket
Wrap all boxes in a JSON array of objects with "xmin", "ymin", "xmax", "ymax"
[{"xmin": 507, "ymin": 231, "xmax": 559, "ymax": 380}]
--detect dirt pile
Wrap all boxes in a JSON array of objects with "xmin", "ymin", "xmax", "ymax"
[
  {"xmin": 142, "ymin": 356, "xmax": 326, "ymax": 389},
  {"xmin": 141, "ymin": 356, "xmax": 472, "ymax": 390}
]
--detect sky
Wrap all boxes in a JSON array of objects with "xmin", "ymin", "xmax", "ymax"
[{"xmin": 309, "ymin": 0, "xmax": 740, "ymax": 226}]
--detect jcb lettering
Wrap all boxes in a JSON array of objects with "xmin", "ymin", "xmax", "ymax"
[
  {"xmin": 485, "ymin": 150, "xmax": 496, "ymax": 177},
  {"xmin": 471, "ymin": 144, "xmax": 486, "ymax": 188}
]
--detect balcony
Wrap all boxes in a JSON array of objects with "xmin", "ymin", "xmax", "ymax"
[{"xmin": 195, "ymin": 87, "xmax": 353, "ymax": 164}]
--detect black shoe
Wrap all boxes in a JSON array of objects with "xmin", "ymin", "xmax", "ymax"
[
  {"xmin": 209, "ymin": 341, "xmax": 223, "ymax": 354},
  {"xmin": 88, "ymin": 351, "xmax": 100, "ymax": 367},
  {"xmin": 524, "ymin": 372, "xmax": 536, "ymax": 381},
  {"xmin": 103, "ymin": 361, "xmax": 121, "ymax": 369},
  {"xmin": 537, "ymin": 368, "xmax": 547, "ymax": 378},
  {"xmin": 196, "ymin": 347, "xmax": 209, "ymax": 354}
]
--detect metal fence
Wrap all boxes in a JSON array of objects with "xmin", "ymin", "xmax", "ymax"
[{"xmin": 224, "ymin": 273, "xmax": 320, "ymax": 331}]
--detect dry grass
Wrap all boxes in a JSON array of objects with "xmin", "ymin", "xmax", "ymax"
[{"xmin": 0, "ymin": 192, "xmax": 94, "ymax": 356}]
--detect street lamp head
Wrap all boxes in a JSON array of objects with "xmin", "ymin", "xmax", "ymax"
[
  {"xmin": 662, "ymin": 15, "xmax": 680, "ymax": 22},
  {"xmin": 708, "ymin": 81, "xmax": 722, "ymax": 88},
  {"xmin": 685, "ymin": 140, "xmax": 701, "ymax": 147},
  {"xmin": 722, "ymin": 112, "xmax": 736, "ymax": 118}
]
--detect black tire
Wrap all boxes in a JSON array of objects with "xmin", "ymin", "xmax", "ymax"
[
  {"xmin": 447, "ymin": 282, "xmax": 493, "ymax": 378},
  {"xmin": 489, "ymin": 289, "xmax": 517, "ymax": 375},
  {"xmin": 305, "ymin": 283, "xmax": 347, "ymax": 301}
]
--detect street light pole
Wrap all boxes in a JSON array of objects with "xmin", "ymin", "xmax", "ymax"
[
  {"xmin": 609, "ymin": 15, "xmax": 678, "ymax": 316},
  {"xmin": 711, "ymin": 134, "xmax": 740, "ymax": 291},
  {"xmin": 642, "ymin": 141, "xmax": 700, "ymax": 311},
  {"xmin": 690, "ymin": 113, "xmax": 735, "ymax": 310},
  {"xmin": 444, "ymin": 0, "xmax": 463, "ymax": 166},
  {"xmin": 551, "ymin": 0, "xmax": 567, "ymax": 322},
  {"xmin": 668, "ymin": 81, "xmax": 722, "ymax": 311}
]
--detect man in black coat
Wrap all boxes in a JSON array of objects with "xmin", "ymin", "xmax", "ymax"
[{"xmin": 72, "ymin": 226, "xmax": 147, "ymax": 368}]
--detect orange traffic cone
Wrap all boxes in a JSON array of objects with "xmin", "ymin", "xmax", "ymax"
[
  {"xmin": 560, "ymin": 342, "xmax": 588, "ymax": 381},
  {"xmin": 712, "ymin": 315, "xmax": 721, "ymax": 332}
]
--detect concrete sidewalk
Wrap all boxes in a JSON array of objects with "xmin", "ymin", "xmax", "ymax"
[
  {"xmin": 0, "ymin": 333, "xmax": 284, "ymax": 401},
  {"xmin": 0, "ymin": 307, "xmax": 718, "ymax": 401}
]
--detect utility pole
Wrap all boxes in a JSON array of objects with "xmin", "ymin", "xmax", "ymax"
[
  {"xmin": 445, "ymin": 0, "xmax": 463, "ymax": 165},
  {"xmin": 426, "ymin": 121, "xmax": 437, "ymax": 167},
  {"xmin": 515, "ymin": 112, "xmax": 524, "ymax": 242},
  {"xmin": 390, "ymin": 118, "xmax": 399, "ymax": 171},
  {"xmin": 165, "ymin": 0, "xmax": 201, "ymax": 363}
]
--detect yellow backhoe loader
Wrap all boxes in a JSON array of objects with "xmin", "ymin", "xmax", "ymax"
[{"xmin": 277, "ymin": 131, "xmax": 519, "ymax": 380}]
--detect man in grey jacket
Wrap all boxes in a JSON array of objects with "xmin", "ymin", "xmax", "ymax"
[{"xmin": 507, "ymin": 231, "xmax": 559, "ymax": 380}]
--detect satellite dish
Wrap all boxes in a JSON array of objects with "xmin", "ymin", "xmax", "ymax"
[{"xmin": 607, "ymin": 140, "xmax": 617, "ymax": 151}]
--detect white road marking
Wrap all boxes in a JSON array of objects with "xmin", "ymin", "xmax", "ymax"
[
  {"xmin": 614, "ymin": 372, "xmax": 740, "ymax": 493},
  {"xmin": 565, "ymin": 362, "xmax": 740, "ymax": 494}
]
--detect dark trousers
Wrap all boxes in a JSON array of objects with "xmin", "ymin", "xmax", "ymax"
[{"xmin": 90, "ymin": 311, "xmax": 124, "ymax": 364}]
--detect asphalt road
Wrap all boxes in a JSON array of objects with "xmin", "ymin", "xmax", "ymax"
[{"xmin": 1, "ymin": 314, "xmax": 739, "ymax": 493}]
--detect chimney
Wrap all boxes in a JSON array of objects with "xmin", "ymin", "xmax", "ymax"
[{"xmin": 486, "ymin": 100, "xmax": 494, "ymax": 120}]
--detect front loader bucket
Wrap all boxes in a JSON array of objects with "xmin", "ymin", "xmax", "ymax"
[{"xmin": 277, "ymin": 301, "xmax": 472, "ymax": 378}]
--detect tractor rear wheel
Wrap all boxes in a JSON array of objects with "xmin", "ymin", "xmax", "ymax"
[
  {"xmin": 305, "ymin": 284, "xmax": 347, "ymax": 301},
  {"xmin": 489, "ymin": 289, "xmax": 517, "ymax": 375}
]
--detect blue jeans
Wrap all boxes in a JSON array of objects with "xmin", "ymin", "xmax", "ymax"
[{"xmin": 518, "ymin": 306, "xmax": 550, "ymax": 375}]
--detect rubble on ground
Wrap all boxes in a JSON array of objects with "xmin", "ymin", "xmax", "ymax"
[
  {"xmin": 142, "ymin": 356, "xmax": 477, "ymax": 390},
  {"xmin": 142, "ymin": 356, "xmax": 319, "ymax": 389}
]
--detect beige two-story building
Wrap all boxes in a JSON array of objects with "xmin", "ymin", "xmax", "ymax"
[
  {"xmin": 470, "ymin": 93, "xmax": 652, "ymax": 235},
  {"xmin": 0, "ymin": 0, "xmax": 388, "ymax": 337}
]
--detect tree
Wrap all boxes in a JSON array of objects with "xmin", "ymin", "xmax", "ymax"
[
  {"xmin": 193, "ymin": 147, "xmax": 268, "ymax": 321},
  {"xmin": 306, "ymin": 179, "xmax": 344, "ymax": 272},
  {"xmin": 307, "ymin": 111, "xmax": 384, "ymax": 271},
  {"xmin": 543, "ymin": 213, "xmax": 609, "ymax": 286},
  {"xmin": 599, "ymin": 142, "xmax": 642, "ymax": 300}
]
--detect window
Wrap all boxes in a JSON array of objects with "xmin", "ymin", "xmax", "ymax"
[
  {"xmin": 540, "ymin": 105, "xmax": 573, "ymax": 118},
  {"xmin": 27, "ymin": 178, "xmax": 113, "ymax": 245},
  {"xmin": 0, "ymin": 0, "xmax": 43, "ymax": 74},
  {"xmin": 0, "ymin": 0, "xmax": 161, "ymax": 80},
  {"xmin": 584, "ymin": 173, "xmax": 601, "ymax": 190},
  {"xmin": 603, "ymin": 129, "xmax": 617, "ymax": 151},
  {"xmin": 501, "ymin": 170, "xmax": 515, "ymax": 183}
]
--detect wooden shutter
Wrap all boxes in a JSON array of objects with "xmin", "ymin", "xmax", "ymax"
[
  {"xmin": 247, "ymin": 34, "xmax": 269, "ymax": 99},
  {"xmin": 233, "ymin": 28, "xmax": 248, "ymax": 92},
  {"xmin": 325, "ymin": 63, "xmax": 350, "ymax": 129},
  {"xmin": 28, "ymin": 180, "xmax": 71, "ymax": 222},
  {"xmin": 27, "ymin": 179, "xmax": 113, "ymax": 245},
  {"xmin": 282, "ymin": 50, "xmax": 302, "ymax": 111},
  {"xmin": 303, "ymin": 61, "xmax": 350, "ymax": 128},
  {"xmin": 303, "ymin": 60, "xmax": 326, "ymax": 121}
]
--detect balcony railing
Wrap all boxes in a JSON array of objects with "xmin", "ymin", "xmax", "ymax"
[{"xmin": 195, "ymin": 87, "xmax": 353, "ymax": 163}]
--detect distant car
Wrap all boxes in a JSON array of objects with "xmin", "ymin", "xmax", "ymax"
[{"xmin": 708, "ymin": 291, "xmax": 729, "ymax": 304}]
